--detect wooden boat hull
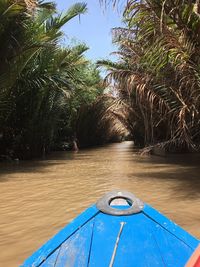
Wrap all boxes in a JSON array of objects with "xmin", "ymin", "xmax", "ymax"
[{"xmin": 21, "ymin": 191, "xmax": 200, "ymax": 267}]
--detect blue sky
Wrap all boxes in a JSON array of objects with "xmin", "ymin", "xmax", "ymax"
[{"xmin": 54, "ymin": 0, "xmax": 123, "ymax": 62}]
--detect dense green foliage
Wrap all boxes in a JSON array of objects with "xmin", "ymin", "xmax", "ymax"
[
  {"xmin": 0, "ymin": 0, "xmax": 106, "ymax": 159},
  {"xmin": 5, "ymin": 0, "xmax": 198, "ymax": 157},
  {"xmin": 99, "ymin": 0, "xmax": 200, "ymax": 152}
]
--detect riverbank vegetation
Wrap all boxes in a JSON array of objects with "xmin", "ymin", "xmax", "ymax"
[
  {"xmin": 0, "ymin": 0, "xmax": 126, "ymax": 159},
  {"xmin": 76, "ymin": 94, "xmax": 127, "ymax": 147},
  {"xmin": 99, "ymin": 0, "xmax": 200, "ymax": 153},
  {"xmin": 2, "ymin": 0, "xmax": 200, "ymax": 159}
]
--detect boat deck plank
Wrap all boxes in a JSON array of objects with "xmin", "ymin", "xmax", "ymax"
[
  {"xmin": 53, "ymin": 218, "xmax": 94, "ymax": 267},
  {"xmin": 21, "ymin": 205, "xmax": 99, "ymax": 267},
  {"xmin": 40, "ymin": 248, "xmax": 60, "ymax": 267},
  {"xmin": 21, "ymin": 201, "xmax": 200, "ymax": 267},
  {"xmin": 143, "ymin": 204, "xmax": 199, "ymax": 249},
  {"xmin": 151, "ymin": 220, "xmax": 193, "ymax": 267},
  {"xmin": 88, "ymin": 213, "xmax": 124, "ymax": 266},
  {"xmin": 113, "ymin": 213, "xmax": 165, "ymax": 267}
]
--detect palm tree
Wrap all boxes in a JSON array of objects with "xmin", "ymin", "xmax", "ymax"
[
  {"xmin": 0, "ymin": 1, "xmax": 99, "ymax": 158},
  {"xmin": 99, "ymin": 0, "xmax": 200, "ymax": 152}
]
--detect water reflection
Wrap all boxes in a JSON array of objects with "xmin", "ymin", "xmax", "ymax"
[{"xmin": 0, "ymin": 141, "xmax": 199, "ymax": 266}]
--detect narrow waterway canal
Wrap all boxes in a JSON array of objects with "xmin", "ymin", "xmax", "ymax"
[{"xmin": 0, "ymin": 141, "xmax": 199, "ymax": 266}]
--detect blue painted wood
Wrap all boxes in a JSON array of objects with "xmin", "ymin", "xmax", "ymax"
[
  {"xmin": 54, "ymin": 218, "xmax": 94, "ymax": 266},
  {"xmin": 143, "ymin": 204, "xmax": 199, "ymax": 250},
  {"xmin": 21, "ymin": 202, "xmax": 200, "ymax": 267},
  {"xmin": 40, "ymin": 248, "xmax": 60, "ymax": 267},
  {"xmin": 21, "ymin": 205, "xmax": 99, "ymax": 267},
  {"xmin": 39, "ymin": 219, "xmax": 94, "ymax": 267},
  {"xmin": 150, "ymin": 219, "xmax": 193, "ymax": 267},
  {"xmin": 88, "ymin": 212, "xmax": 125, "ymax": 266},
  {"xmin": 111, "ymin": 213, "xmax": 165, "ymax": 267}
]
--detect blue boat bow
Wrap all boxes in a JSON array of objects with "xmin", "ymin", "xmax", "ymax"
[{"xmin": 21, "ymin": 190, "xmax": 200, "ymax": 267}]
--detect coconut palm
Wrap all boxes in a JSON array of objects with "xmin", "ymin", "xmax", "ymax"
[
  {"xmin": 99, "ymin": 0, "xmax": 200, "ymax": 152},
  {"xmin": 0, "ymin": 1, "xmax": 106, "ymax": 158}
]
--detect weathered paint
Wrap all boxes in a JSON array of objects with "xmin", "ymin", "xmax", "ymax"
[
  {"xmin": 21, "ymin": 203, "xmax": 199, "ymax": 267},
  {"xmin": 21, "ymin": 205, "xmax": 99, "ymax": 267},
  {"xmin": 143, "ymin": 204, "xmax": 199, "ymax": 250}
]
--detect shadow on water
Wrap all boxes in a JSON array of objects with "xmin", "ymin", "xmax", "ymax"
[
  {"xmin": 0, "ymin": 146, "xmax": 200, "ymax": 200},
  {"xmin": 0, "ymin": 142, "xmax": 200, "ymax": 199},
  {"xmin": 0, "ymin": 145, "xmax": 120, "ymax": 182},
  {"xmin": 0, "ymin": 162, "xmax": 61, "ymax": 182},
  {"xmin": 130, "ymin": 153, "xmax": 200, "ymax": 199},
  {"xmin": 0, "ymin": 142, "xmax": 199, "ymax": 266},
  {"xmin": 132, "ymin": 168, "xmax": 200, "ymax": 199},
  {"xmin": 0, "ymin": 151, "xmax": 78, "ymax": 182}
]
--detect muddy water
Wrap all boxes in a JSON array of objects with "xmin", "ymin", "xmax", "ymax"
[{"xmin": 0, "ymin": 141, "xmax": 199, "ymax": 266}]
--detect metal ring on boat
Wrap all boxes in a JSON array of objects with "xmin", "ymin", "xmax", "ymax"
[{"xmin": 96, "ymin": 190, "xmax": 144, "ymax": 216}]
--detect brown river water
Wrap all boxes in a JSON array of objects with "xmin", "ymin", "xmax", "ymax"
[{"xmin": 0, "ymin": 141, "xmax": 199, "ymax": 266}]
